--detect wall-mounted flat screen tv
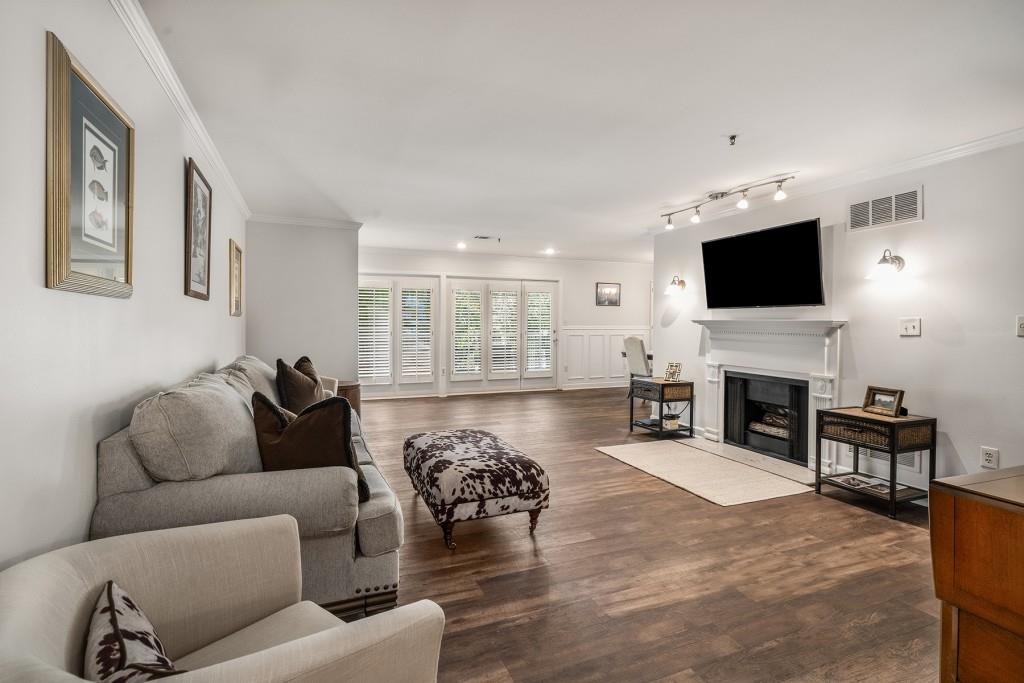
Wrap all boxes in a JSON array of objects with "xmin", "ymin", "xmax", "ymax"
[{"xmin": 701, "ymin": 218, "xmax": 825, "ymax": 308}]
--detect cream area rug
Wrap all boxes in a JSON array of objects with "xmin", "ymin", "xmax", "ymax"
[{"xmin": 596, "ymin": 441, "xmax": 811, "ymax": 506}]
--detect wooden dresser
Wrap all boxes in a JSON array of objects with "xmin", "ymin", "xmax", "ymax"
[{"xmin": 930, "ymin": 467, "xmax": 1024, "ymax": 682}]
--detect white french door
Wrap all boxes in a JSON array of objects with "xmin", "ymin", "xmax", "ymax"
[{"xmin": 448, "ymin": 278, "xmax": 557, "ymax": 393}]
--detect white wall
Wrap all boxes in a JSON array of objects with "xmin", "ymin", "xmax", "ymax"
[
  {"xmin": 247, "ymin": 221, "xmax": 359, "ymax": 380},
  {"xmin": 0, "ymin": 1, "xmax": 247, "ymax": 568},
  {"xmin": 653, "ymin": 142, "xmax": 1024, "ymax": 486},
  {"xmin": 360, "ymin": 247, "xmax": 653, "ymax": 392}
]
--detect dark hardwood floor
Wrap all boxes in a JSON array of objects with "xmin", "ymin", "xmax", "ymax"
[{"xmin": 361, "ymin": 389, "xmax": 938, "ymax": 683}]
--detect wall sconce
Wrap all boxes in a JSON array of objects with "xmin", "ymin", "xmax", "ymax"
[
  {"xmin": 664, "ymin": 275, "xmax": 686, "ymax": 295},
  {"xmin": 868, "ymin": 249, "xmax": 906, "ymax": 280}
]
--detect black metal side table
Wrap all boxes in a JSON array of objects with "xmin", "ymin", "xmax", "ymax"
[
  {"xmin": 815, "ymin": 406, "xmax": 937, "ymax": 518},
  {"xmin": 629, "ymin": 377, "xmax": 695, "ymax": 439}
]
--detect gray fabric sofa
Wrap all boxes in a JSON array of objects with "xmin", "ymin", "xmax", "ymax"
[
  {"xmin": 90, "ymin": 355, "xmax": 403, "ymax": 619},
  {"xmin": 0, "ymin": 516, "xmax": 444, "ymax": 682}
]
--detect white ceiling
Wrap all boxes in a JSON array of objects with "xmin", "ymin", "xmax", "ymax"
[{"xmin": 141, "ymin": 0, "xmax": 1024, "ymax": 262}]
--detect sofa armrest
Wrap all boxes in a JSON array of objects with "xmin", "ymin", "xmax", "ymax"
[
  {"xmin": 91, "ymin": 467, "xmax": 359, "ymax": 540},
  {"xmin": 178, "ymin": 600, "xmax": 445, "ymax": 683}
]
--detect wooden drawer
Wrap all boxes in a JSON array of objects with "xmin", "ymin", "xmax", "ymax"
[
  {"xmin": 631, "ymin": 383, "xmax": 660, "ymax": 402},
  {"xmin": 958, "ymin": 610, "xmax": 1024, "ymax": 683},
  {"xmin": 662, "ymin": 384, "xmax": 692, "ymax": 401},
  {"xmin": 819, "ymin": 413, "xmax": 890, "ymax": 450}
]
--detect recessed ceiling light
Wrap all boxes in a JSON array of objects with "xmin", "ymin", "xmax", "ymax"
[
  {"xmin": 456, "ymin": 241, "xmax": 467, "ymax": 250},
  {"xmin": 543, "ymin": 247, "xmax": 555, "ymax": 256}
]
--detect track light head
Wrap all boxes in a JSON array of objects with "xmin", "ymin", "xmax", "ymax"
[
  {"xmin": 456, "ymin": 241, "xmax": 467, "ymax": 250},
  {"xmin": 773, "ymin": 182, "xmax": 787, "ymax": 201},
  {"xmin": 736, "ymin": 191, "xmax": 749, "ymax": 210},
  {"xmin": 665, "ymin": 215, "xmax": 674, "ymax": 230},
  {"xmin": 690, "ymin": 208, "xmax": 701, "ymax": 224}
]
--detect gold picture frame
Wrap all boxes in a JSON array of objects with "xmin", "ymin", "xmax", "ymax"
[
  {"xmin": 229, "ymin": 239, "xmax": 243, "ymax": 317},
  {"xmin": 46, "ymin": 32, "xmax": 134, "ymax": 298},
  {"xmin": 862, "ymin": 385, "xmax": 905, "ymax": 416}
]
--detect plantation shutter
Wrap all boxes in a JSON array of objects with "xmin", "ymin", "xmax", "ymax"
[
  {"xmin": 399, "ymin": 286, "xmax": 434, "ymax": 383},
  {"xmin": 357, "ymin": 285, "xmax": 392, "ymax": 384},
  {"xmin": 450, "ymin": 288, "xmax": 483, "ymax": 381},
  {"xmin": 488, "ymin": 287, "xmax": 520, "ymax": 378},
  {"xmin": 524, "ymin": 290, "xmax": 553, "ymax": 378}
]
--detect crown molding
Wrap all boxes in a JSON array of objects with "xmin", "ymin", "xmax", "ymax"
[
  {"xmin": 108, "ymin": 0, "xmax": 251, "ymax": 218},
  {"xmin": 248, "ymin": 214, "xmax": 363, "ymax": 231},
  {"xmin": 650, "ymin": 126, "xmax": 1024, "ymax": 234}
]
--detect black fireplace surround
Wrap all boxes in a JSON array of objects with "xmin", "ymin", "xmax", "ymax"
[{"xmin": 724, "ymin": 372, "xmax": 809, "ymax": 464}]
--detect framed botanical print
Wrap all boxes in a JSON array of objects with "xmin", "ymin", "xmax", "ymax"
[
  {"xmin": 595, "ymin": 282, "xmax": 621, "ymax": 306},
  {"xmin": 46, "ymin": 32, "xmax": 134, "ymax": 298},
  {"xmin": 229, "ymin": 239, "xmax": 243, "ymax": 317},
  {"xmin": 185, "ymin": 158, "xmax": 213, "ymax": 300}
]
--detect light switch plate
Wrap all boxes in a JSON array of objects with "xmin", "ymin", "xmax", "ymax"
[
  {"xmin": 1017, "ymin": 315, "xmax": 1024, "ymax": 337},
  {"xmin": 899, "ymin": 317, "xmax": 922, "ymax": 337}
]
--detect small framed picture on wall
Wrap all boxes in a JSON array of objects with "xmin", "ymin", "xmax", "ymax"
[
  {"xmin": 184, "ymin": 157, "xmax": 213, "ymax": 300},
  {"xmin": 596, "ymin": 282, "xmax": 621, "ymax": 306},
  {"xmin": 229, "ymin": 239, "xmax": 243, "ymax": 317}
]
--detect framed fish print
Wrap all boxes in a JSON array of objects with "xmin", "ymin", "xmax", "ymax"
[
  {"xmin": 46, "ymin": 32, "xmax": 134, "ymax": 298},
  {"xmin": 229, "ymin": 239, "xmax": 243, "ymax": 317},
  {"xmin": 184, "ymin": 158, "xmax": 213, "ymax": 300}
]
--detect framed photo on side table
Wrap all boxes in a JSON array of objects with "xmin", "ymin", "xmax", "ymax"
[
  {"xmin": 45, "ymin": 32, "xmax": 134, "ymax": 298},
  {"xmin": 229, "ymin": 239, "xmax": 243, "ymax": 317},
  {"xmin": 863, "ymin": 385, "xmax": 905, "ymax": 416},
  {"xmin": 184, "ymin": 157, "xmax": 213, "ymax": 300}
]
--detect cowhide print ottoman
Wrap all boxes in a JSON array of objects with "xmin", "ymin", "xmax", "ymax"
[{"xmin": 403, "ymin": 429, "xmax": 550, "ymax": 550}]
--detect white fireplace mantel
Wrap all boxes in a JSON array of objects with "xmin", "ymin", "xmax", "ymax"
[
  {"xmin": 692, "ymin": 319, "xmax": 847, "ymax": 340},
  {"xmin": 691, "ymin": 319, "xmax": 847, "ymax": 471}
]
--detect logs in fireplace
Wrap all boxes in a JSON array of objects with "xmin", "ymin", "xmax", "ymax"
[{"xmin": 724, "ymin": 372, "xmax": 809, "ymax": 464}]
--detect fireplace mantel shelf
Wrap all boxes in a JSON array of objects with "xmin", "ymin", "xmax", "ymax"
[{"xmin": 692, "ymin": 319, "xmax": 847, "ymax": 339}]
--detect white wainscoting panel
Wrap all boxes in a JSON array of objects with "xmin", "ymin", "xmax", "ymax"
[{"xmin": 561, "ymin": 326, "xmax": 650, "ymax": 389}]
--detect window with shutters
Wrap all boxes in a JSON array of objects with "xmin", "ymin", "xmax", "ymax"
[
  {"xmin": 451, "ymin": 289, "xmax": 483, "ymax": 380},
  {"xmin": 357, "ymin": 286, "xmax": 392, "ymax": 383},
  {"xmin": 399, "ymin": 287, "xmax": 433, "ymax": 383},
  {"xmin": 525, "ymin": 291, "xmax": 553, "ymax": 375},
  {"xmin": 489, "ymin": 289, "xmax": 520, "ymax": 376}
]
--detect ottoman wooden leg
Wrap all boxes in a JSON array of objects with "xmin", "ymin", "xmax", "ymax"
[
  {"xmin": 441, "ymin": 522, "xmax": 456, "ymax": 550},
  {"xmin": 529, "ymin": 509, "xmax": 541, "ymax": 534}
]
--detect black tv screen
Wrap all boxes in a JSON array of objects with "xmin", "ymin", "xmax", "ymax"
[{"xmin": 702, "ymin": 219, "xmax": 825, "ymax": 308}]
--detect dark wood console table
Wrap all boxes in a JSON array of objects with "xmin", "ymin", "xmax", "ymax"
[
  {"xmin": 931, "ymin": 467, "xmax": 1024, "ymax": 682},
  {"xmin": 629, "ymin": 377, "xmax": 694, "ymax": 439},
  {"xmin": 815, "ymin": 406, "xmax": 936, "ymax": 518}
]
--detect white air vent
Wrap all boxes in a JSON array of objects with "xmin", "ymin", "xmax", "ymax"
[{"xmin": 848, "ymin": 186, "xmax": 922, "ymax": 231}]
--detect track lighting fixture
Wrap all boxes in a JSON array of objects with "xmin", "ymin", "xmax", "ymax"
[
  {"xmin": 659, "ymin": 175, "xmax": 794, "ymax": 228},
  {"xmin": 543, "ymin": 247, "xmax": 556, "ymax": 256},
  {"xmin": 456, "ymin": 241, "xmax": 467, "ymax": 250}
]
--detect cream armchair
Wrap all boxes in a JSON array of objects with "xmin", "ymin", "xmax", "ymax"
[{"xmin": 0, "ymin": 516, "xmax": 444, "ymax": 682}]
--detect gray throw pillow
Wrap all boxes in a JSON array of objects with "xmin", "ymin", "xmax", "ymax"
[
  {"xmin": 129, "ymin": 376, "xmax": 260, "ymax": 481},
  {"xmin": 84, "ymin": 581, "xmax": 182, "ymax": 682}
]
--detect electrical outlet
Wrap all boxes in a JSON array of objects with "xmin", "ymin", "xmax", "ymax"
[
  {"xmin": 899, "ymin": 317, "xmax": 922, "ymax": 337},
  {"xmin": 981, "ymin": 446, "xmax": 1000, "ymax": 470},
  {"xmin": 1017, "ymin": 315, "xmax": 1024, "ymax": 337}
]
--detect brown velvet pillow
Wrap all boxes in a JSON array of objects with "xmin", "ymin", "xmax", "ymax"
[
  {"xmin": 276, "ymin": 356, "xmax": 325, "ymax": 413},
  {"xmin": 252, "ymin": 392, "xmax": 369, "ymax": 502}
]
